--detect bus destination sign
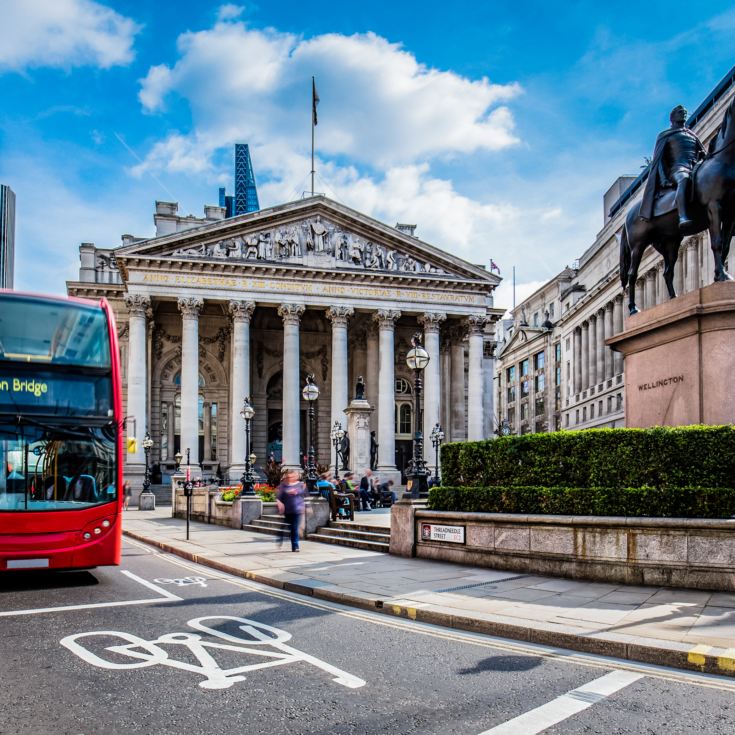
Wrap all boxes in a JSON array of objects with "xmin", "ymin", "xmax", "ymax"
[{"xmin": 0, "ymin": 372, "xmax": 112, "ymax": 417}]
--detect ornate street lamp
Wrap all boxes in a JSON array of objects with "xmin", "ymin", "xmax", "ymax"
[
  {"xmin": 142, "ymin": 432, "xmax": 154, "ymax": 493},
  {"xmin": 174, "ymin": 450, "xmax": 183, "ymax": 473},
  {"xmin": 405, "ymin": 333, "xmax": 430, "ymax": 499},
  {"xmin": 239, "ymin": 397, "xmax": 256, "ymax": 496},
  {"xmin": 302, "ymin": 374, "xmax": 320, "ymax": 495},
  {"xmin": 330, "ymin": 420, "xmax": 345, "ymax": 481},
  {"xmin": 429, "ymin": 423, "xmax": 445, "ymax": 487}
]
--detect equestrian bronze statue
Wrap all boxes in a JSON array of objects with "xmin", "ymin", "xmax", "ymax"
[{"xmin": 620, "ymin": 96, "xmax": 735, "ymax": 314}]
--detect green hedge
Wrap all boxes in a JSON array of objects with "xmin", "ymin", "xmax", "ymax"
[
  {"xmin": 441, "ymin": 426, "xmax": 735, "ymax": 490},
  {"xmin": 428, "ymin": 485, "xmax": 735, "ymax": 518}
]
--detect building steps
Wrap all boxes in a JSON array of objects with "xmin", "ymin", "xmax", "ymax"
[
  {"xmin": 242, "ymin": 517, "xmax": 290, "ymax": 537},
  {"xmin": 307, "ymin": 523, "xmax": 390, "ymax": 552}
]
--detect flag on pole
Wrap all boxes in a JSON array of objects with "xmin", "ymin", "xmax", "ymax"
[
  {"xmin": 312, "ymin": 77, "xmax": 320, "ymax": 126},
  {"xmin": 490, "ymin": 259, "xmax": 500, "ymax": 274}
]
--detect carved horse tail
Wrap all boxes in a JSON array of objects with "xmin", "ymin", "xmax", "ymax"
[{"xmin": 619, "ymin": 223, "xmax": 631, "ymax": 290}]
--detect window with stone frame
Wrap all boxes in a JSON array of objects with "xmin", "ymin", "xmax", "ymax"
[
  {"xmin": 535, "ymin": 373, "xmax": 545, "ymax": 393},
  {"xmin": 534, "ymin": 351, "xmax": 545, "ymax": 371}
]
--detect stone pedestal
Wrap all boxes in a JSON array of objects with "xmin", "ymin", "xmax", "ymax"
[
  {"xmin": 239, "ymin": 497, "xmax": 263, "ymax": 528},
  {"xmin": 345, "ymin": 398, "xmax": 374, "ymax": 476},
  {"xmin": 607, "ymin": 282, "xmax": 735, "ymax": 427},
  {"xmin": 389, "ymin": 498, "xmax": 426, "ymax": 557},
  {"xmin": 138, "ymin": 492, "xmax": 156, "ymax": 511}
]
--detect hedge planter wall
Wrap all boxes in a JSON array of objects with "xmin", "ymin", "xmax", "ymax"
[
  {"xmin": 441, "ymin": 426, "xmax": 735, "ymax": 491},
  {"xmin": 429, "ymin": 485, "xmax": 735, "ymax": 518}
]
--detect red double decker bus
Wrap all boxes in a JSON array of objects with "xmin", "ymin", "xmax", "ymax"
[{"xmin": 0, "ymin": 291, "xmax": 123, "ymax": 571}]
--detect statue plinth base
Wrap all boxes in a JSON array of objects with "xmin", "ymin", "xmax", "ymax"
[
  {"xmin": 607, "ymin": 282, "xmax": 735, "ymax": 427},
  {"xmin": 344, "ymin": 398, "xmax": 373, "ymax": 476}
]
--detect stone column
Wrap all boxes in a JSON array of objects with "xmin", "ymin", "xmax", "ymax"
[
  {"xmin": 278, "ymin": 304, "xmax": 305, "ymax": 469},
  {"xmin": 124, "ymin": 294, "xmax": 150, "ymax": 482},
  {"xmin": 613, "ymin": 296, "xmax": 624, "ymax": 375},
  {"xmin": 604, "ymin": 303, "xmax": 614, "ymax": 381},
  {"xmin": 418, "ymin": 312, "xmax": 446, "ymax": 446},
  {"xmin": 228, "ymin": 300, "xmax": 255, "ymax": 481},
  {"xmin": 167, "ymin": 403, "xmax": 175, "ymax": 460},
  {"xmin": 326, "ymin": 306, "xmax": 354, "ymax": 436},
  {"xmin": 596, "ymin": 309, "xmax": 605, "ymax": 387},
  {"xmin": 674, "ymin": 244, "xmax": 685, "ymax": 296},
  {"xmin": 465, "ymin": 315, "xmax": 486, "ymax": 440},
  {"xmin": 573, "ymin": 326, "xmax": 582, "ymax": 395},
  {"xmin": 580, "ymin": 321, "xmax": 589, "ymax": 391},
  {"xmin": 657, "ymin": 264, "xmax": 667, "ymax": 305},
  {"xmin": 441, "ymin": 334, "xmax": 452, "ymax": 436},
  {"xmin": 374, "ymin": 309, "xmax": 401, "ymax": 483},
  {"xmin": 588, "ymin": 315, "xmax": 597, "ymax": 388},
  {"xmin": 366, "ymin": 322, "xmax": 380, "ymax": 433},
  {"xmin": 686, "ymin": 238, "xmax": 700, "ymax": 293},
  {"xmin": 450, "ymin": 327, "xmax": 466, "ymax": 440},
  {"xmin": 178, "ymin": 297, "xmax": 203, "ymax": 469},
  {"xmin": 644, "ymin": 270, "xmax": 656, "ymax": 309},
  {"xmin": 202, "ymin": 402, "xmax": 212, "ymax": 462}
]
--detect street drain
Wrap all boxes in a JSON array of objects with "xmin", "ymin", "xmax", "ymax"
[{"xmin": 435, "ymin": 575, "xmax": 527, "ymax": 593}]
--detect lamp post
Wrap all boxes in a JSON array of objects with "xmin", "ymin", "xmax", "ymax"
[
  {"xmin": 239, "ymin": 397, "xmax": 256, "ymax": 495},
  {"xmin": 330, "ymin": 421, "xmax": 344, "ymax": 481},
  {"xmin": 405, "ymin": 332, "xmax": 430, "ymax": 499},
  {"xmin": 174, "ymin": 450, "xmax": 183, "ymax": 473},
  {"xmin": 302, "ymin": 374, "xmax": 320, "ymax": 495},
  {"xmin": 142, "ymin": 432, "xmax": 154, "ymax": 493},
  {"xmin": 429, "ymin": 423, "xmax": 444, "ymax": 486}
]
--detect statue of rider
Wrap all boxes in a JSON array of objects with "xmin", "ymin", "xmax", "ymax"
[{"xmin": 640, "ymin": 104, "xmax": 706, "ymax": 231}]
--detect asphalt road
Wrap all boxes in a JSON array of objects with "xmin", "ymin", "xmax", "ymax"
[{"xmin": 0, "ymin": 539, "xmax": 734, "ymax": 735}]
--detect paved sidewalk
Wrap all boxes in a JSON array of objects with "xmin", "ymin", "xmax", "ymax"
[{"xmin": 123, "ymin": 507, "xmax": 735, "ymax": 678}]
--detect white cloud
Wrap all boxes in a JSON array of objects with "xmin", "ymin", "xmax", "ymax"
[
  {"xmin": 137, "ymin": 19, "xmax": 521, "ymax": 171},
  {"xmin": 0, "ymin": 0, "xmax": 140, "ymax": 72},
  {"xmin": 216, "ymin": 4, "xmax": 245, "ymax": 22}
]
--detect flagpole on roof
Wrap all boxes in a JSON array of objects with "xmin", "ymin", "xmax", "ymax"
[{"xmin": 311, "ymin": 76, "xmax": 319, "ymax": 197}]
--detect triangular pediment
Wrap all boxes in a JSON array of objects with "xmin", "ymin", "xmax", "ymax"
[
  {"xmin": 114, "ymin": 196, "xmax": 498, "ymax": 284},
  {"xmin": 497, "ymin": 325, "xmax": 548, "ymax": 357}
]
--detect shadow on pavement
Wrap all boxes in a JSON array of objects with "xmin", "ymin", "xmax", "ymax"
[
  {"xmin": 458, "ymin": 655, "xmax": 542, "ymax": 674},
  {"xmin": 0, "ymin": 570, "xmax": 99, "ymax": 593}
]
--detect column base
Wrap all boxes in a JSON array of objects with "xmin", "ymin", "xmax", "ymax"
[{"xmin": 228, "ymin": 465, "xmax": 246, "ymax": 484}]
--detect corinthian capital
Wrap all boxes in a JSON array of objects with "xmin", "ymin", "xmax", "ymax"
[
  {"xmin": 124, "ymin": 293, "xmax": 151, "ymax": 319},
  {"xmin": 373, "ymin": 309, "xmax": 401, "ymax": 329},
  {"xmin": 465, "ymin": 314, "xmax": 489, "ymax": 335},
  {"xmin": 325, "ymin": 305, "xmax": 354, "ymax": 328},
  {"xmin": 177, "ymin": 296, "xmax": 204, "ymax": 318},
  {"xmin": 418, "ymin": 312, "xmax": 447, "ymax": 334},
  {"xmin": 277, "ymin": 303, "xmax": 305, "ymax": 326},
  {"xmin": 228, "ymin": 300, "xmax": 256, "ymax": 323}
]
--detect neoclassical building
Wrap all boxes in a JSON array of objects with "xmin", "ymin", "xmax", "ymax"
[
  {"xmin": 67, "ymin": 196, "xmax": 502, "ymax": 487},
  {"xmin": 495, "ymin": 66, "xmax": 735, "ymax": 435}
]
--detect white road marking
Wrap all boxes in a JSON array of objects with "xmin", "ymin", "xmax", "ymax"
[
  {"xmin": 138, "ymin": 546, "xmax": 735, "ymax": 694},
  {"xmin": 61, "ymin": 615, "xmax": 366, "ymax": 690},
  {"xmin": 478, "ymin": 670, "xmax": 644, "ymax": 734},
  {"xmin": 0, "ymin": 570, "xmax": 181, "ymax": 617},
  {"xmin": 153, "ymin": 576, "xmax": 208, "ymax": 588},
  {"xmin": 121, "ymin": 570, "xmax": 181, "ymax": 599}
]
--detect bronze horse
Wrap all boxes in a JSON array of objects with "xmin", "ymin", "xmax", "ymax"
[{"xmin": 620, "ymin": 93, "xmax": 735, "ymax": 314}]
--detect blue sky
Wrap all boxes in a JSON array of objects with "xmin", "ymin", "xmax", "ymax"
[{"xmin": 1, "ymin": 1, "xmax": 734, "ymax": 307}]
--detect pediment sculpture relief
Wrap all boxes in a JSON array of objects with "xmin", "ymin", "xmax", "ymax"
[{"xmin": 170, "ymin": 216, "xmax": 446, "ymax": 275}]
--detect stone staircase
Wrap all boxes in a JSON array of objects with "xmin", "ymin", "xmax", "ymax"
[
  {"xmin": 132, "ymin": 484, "xmax": 171, "ymax": 506},
  {"xmin": 307, "ymin": 521, "xmax": 390, "ymax": 552},
  {"xmin": 242, "ymin": 503, "xmax": 289, "ymax": 537}
]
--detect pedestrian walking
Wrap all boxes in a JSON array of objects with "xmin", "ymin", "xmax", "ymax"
[
  {"xmin": 123, "ymin": 481, "xmax": 132, "ymax": 510},
  {"xmin": 276, "ymin": 469, "xmax": 308, "ymax": 552}
]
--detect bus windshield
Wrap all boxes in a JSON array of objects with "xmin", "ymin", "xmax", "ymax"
[
  {"xmin": 0, "ymin": 296, "xmax": 111, "ymax": 368},
  {"xmin": 0, "ymin": 421, "xmax": 117, "ymax": 511}
]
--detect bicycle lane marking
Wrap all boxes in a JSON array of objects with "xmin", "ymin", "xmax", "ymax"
[
  {"xmin": 60, "ymin": 615, "xmax": 366, "ymax": 691},
  {"xmin": 478, "ymin": 670, "xmax": 644, "ymax": 734}
]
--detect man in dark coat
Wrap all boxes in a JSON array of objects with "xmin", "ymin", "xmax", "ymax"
[{"xmin": 640, "ymin": 104, "xmax": 706, "ymax": 230}]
